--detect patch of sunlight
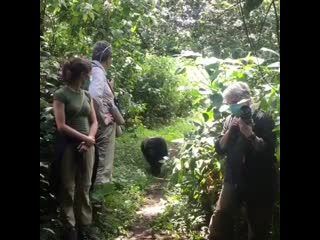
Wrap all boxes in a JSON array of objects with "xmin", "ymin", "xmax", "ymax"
[{"xmin": 136, "ymin": 198, "xmax": 167, "ymax": 217}]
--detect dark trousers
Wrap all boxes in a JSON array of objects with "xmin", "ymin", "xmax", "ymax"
[{"xmin": 208, "ymin": 183, "xmax": 274, "ymax": 240}]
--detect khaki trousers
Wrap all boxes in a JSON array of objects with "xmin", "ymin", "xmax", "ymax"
[{"xmin": 94, "ymin": 122, "xmax": 116, "ymax": 185}]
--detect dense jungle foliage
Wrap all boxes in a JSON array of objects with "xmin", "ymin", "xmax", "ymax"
[{"xmin": 40, "ymin": 0, "xmax": 279, "ymax": 239}]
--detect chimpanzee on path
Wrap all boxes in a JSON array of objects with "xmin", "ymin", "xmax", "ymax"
[{"xmin": 141, "ymin": 137, "xmax": 168, "ymax": 176}]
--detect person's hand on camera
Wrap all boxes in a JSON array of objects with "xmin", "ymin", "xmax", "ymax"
[
  {"xmin": 219, "ymin": 117, "xmax": 239, "ymax": 149},
  {"xmin": 229, "ymin": 117, "xmax": 240, "ymax": 133},
  {"xmin": 239, "ymin": 118, "xmax": 253, "ymax": 138}
]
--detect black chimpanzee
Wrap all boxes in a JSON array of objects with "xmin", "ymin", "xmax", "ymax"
[{"xmin": 141, "ymin": 137, "xmax": 168, "ymax": 176}]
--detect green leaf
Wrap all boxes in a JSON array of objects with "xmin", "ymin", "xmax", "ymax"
[
  {"xmin": 111, "ymin": 29, "xmax": 124, "ymax": 38},
  {"xmin": 248, "ymin": 56, "xmax": 265, "ymax": 65},
  {"xmin": 175, "ymin": 66, "xmax": 186, "ymax": 75},
  {"xmin": 232, "ymin": 70, "xmax": 245, "ymax": 79},
  {"xmin": 211, "ymin": 93, "xmax": 223, "ymax": 107},
  {"xmin": 53, "ymin": 62, "xmax": 60, "ymax": 69},
  {"xmin": 259, "ymin": 98, "xmax": 268, "ymax": 111},
  {"xmin": 130, "ymin": 25, "xmax": 137, "ymax": 33},
  {"xmin": 221, "ymin": 1, "xmax": 232, "ymax": 8},
  {"xmin": 175, "ymin": 160, "xmax": 182, "ymax": 171},
  {"xmin": 84, "ymin": 3, "xmax": 93, "ymax": 11},
  {"xmin": 59, "ymin": 0, "xmax": 66, "ymax": 8},
  {"xmin": 260, "ymin": 47, "xmax": 280, "ymax": 56},
  {"xmin": 268, "ymin": 62, "xmax": 280, "ymax": 69},
  {"xmin": 203, "ymin": 111, "xmax": 213, "ymax": 122},
  {"xmin": 180, "ymin": 50, "xmax": 202, "ymax": 58},
  {"xmin": 273, "ymin": 125, "xmax": 280, "ymax": 132},
  {"xmin": 276, "ymin": 145, "xmax": 280, "ymax": 161},
  {"xmin": 184, "ymin": 161, "xmax": 189, "ymax": 169},
  {"xmin": 45, "ymin": 107, "xmax": 53, "ymax": 113},
  {"xmin": 83, "ymin": 14, "xmax": 88, "ymax": 22},
  {"xmin": 72, "ymin": 11, "xmax": 80, "ymax": 17},
  {"xmin": 192, "ymin": 97, "xmax": 202, "ymax": 106},
  {"xmin": 72, "ymin": 16, "xmax": 79, "ymax": 25},
  {"xmin": 89, "ymin": 12, "xmax": 95, "ymax": 21},
  {"xmin": 199, "ymin": 57, "xmax": 220, "ymax": 66},
  {"xmin": 214, "ymin": 161, "xmax": 221, "ymax": 170}
]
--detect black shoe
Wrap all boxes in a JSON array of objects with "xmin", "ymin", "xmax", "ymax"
[
  {"xmin": 78, "ymin": 225, "xmax": 99, "ymax": 240},
  {"xmin": 63, "ymin": 226, "xmax": 77, "ymax": 240}
]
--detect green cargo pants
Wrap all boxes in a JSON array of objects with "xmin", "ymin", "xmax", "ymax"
[{"xmin": 60, "ymin": 144, "xmax": 95, "ymax": 227}]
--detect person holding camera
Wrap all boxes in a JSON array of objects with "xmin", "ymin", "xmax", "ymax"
[
  {"xmin": 208, "ymin": 82, "xmax": 278, "ymax": 240},
  {"xmin": 88, "ymin": 41, "xmax": 124, "ymax": 187}
]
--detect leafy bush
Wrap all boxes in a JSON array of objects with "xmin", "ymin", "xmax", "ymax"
[{"xmin": 131, "ymin": 55, "xmax": 194, "ymax": 127}]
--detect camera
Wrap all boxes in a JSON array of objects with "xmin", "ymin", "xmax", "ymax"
[{"xmin": 239, "ymin": 105, "xmax": 252, "ymax": 125}]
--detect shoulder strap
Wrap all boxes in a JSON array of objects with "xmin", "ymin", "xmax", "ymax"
[{"xmin": 106, "ymin": 78, "xmax": 115, "ymax": 97}]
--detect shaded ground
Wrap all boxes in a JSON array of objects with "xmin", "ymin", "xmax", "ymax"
[
  {"xmin": 116, "ymin": 178, "xmax": 175, "ymax": 240},
  {"xmin": 114, "ymin": 138, "xmax": 186, "ymax": 240}
]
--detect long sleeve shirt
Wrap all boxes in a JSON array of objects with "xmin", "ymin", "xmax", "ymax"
[{"xmin": 88, "ymin": 60, "xmax": 115, "ymax": 126}]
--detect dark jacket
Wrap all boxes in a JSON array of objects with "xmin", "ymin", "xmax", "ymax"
[{"xmin": 215, "ymin": 110, "xmax": 278, "ymax": 205}]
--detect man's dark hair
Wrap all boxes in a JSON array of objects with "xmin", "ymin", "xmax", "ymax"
[{"xmin": 92, "ymin": 41, "xmax": 112, "ymax": 63}]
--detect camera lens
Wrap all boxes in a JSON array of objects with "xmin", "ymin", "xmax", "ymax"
[{"xmin": 240, "ymin": 106, "xmax": 252, "ymax": 124}]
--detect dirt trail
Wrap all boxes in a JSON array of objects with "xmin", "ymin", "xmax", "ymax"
[
  {"xmin": 117, "ymin": 178, "xmax": 174, "ymax": 240},
  {"xmin": 117, "ymin": 143, "xmax": 184, "ymax": 240}
]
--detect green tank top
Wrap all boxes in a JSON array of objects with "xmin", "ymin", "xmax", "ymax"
[{"xmin": 54, "ymin": 86, "xmax": 92, "ymax": 135}]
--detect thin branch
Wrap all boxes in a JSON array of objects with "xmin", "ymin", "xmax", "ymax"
[
  {"xmin": 256, "ymin": 0, "xmax": 275, "ymax": 51},
  {"xmin": 137, "ymin": 30, "xmax": 149, "ymax": 49},
  {"xmin": 258, "ymin": 0, "xmax": 274, "ymax": 33}
]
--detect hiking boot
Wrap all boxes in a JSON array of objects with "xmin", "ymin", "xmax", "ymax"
[
  {"xmin": 63, "ymin": 226, "xmax": 77, "ymax": 240},
  {"xmin": 78, "ymin": 225, "xmax": 99, "ymax": 240}
]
